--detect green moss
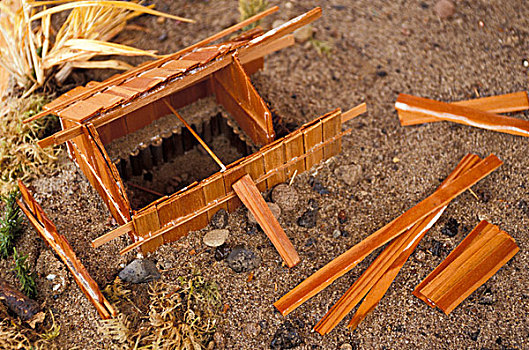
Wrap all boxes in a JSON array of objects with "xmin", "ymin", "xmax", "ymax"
[
  {"xmin": 0, "ymin": 190, "xmax": 23, "ymax": 258},
  {"xmin": 239, "ymin": 0, "xmax": 268, "ymax": 30},
  {"xmin": 12, "ymin": 248, "xmax": 37, "ymax": 299}
]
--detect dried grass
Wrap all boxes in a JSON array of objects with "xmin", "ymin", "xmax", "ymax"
[
  {"xmin": 239, "ymin": 0, "xmax": 268, "ymax": 29},
  {"xmin": 0, "ymin": 93, "xmax": 60, "ymax": 195},
  {"xmin": 0, "ymin": 0, "xmax": 194, "ymax": 96}
]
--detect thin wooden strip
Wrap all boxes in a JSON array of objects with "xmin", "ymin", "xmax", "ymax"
[
  {"xmin": 341, "ymin": 102, "xmax": 367, "ymax": 123},
  {"xmin": 232, "ymin": 175, "xmax": 300, "ymax": 268},
  {"xmin": 38, "ymin": 125, "xmax": 83, "ymax": 148},
  {"xmin": 91, "ymin": 221, "xmax": 133, "ymax": 248},
  {"xmin": 315, "ymin": 154, "xmax": 480, "ymax": 334},
  {"xmin": 274, "ymin": 154, "xmax": 502, "ymax": 316},
  {"xmin": 25, "ymin": 6, "xmax": 280, "ymax": 123},
  {"xmin": 413, "ymin": 220, "xmax": 496, "ymax": 306},
  {"xmin": 396, "ymin": 93, "xmax": 529, "ymax": 137},
  {"xmin": 238, "ymin": 34, "xmax": 294, "ymax": 65},
  {"xmin": 436, "ymin": 235, "xmax": 518, "ymax": 314}
]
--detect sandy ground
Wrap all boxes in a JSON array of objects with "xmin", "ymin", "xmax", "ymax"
[{"xmin": 2, "ymin": 0, "xmax": 529, "ymax": 349}]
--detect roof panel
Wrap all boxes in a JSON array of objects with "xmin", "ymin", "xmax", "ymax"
[
  {"xmin": 120, "ymin": 76, "xmax": 163, "ymax": 92},
  {"xmin": 105, "ymin": 86, "xmax": 142, "ymax": 99},
  {"xmin": 160, "ymin": 59, "xmax": 199, "ymax": 71},
  {"xmin": 58, "ymin": 99, "xmax": 103, "ymax": 121}
]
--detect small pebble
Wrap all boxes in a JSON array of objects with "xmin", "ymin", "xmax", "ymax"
[
  {"xmin": 203, "ymin": 229, "xmax": 229, "ymax": 247},
  {"xmin": 211, "ymin": 209, "xmax": 229, "ymax": 229},
  {"xmin": 213, "ymin": 332, "xmax": 226, "ymax": 350},
  {"xmin": 243, "ymin": 322, "xmax": 261, "ymax": 337},
  {"xmin": 305, "ymin": 238, "xmax": 316, "ymax": 247},
  {"xmin": 310, "ymin": 178, "xmax": 330, "ymax": 195},
  {"xmin": 226, "ymin": 245, "xmax": 260, "ymax": 273},
  {"xmin": 118, "ymin": 259, "xmax": 161, "ymax": 284},
  {"xmin": 337, "ymin": 210, "xmax": 347, "ymax": 224},
  {"xmin": 429, "ymin": 240, "xmax": 443, "ymax": 257},
  {"xmin": 245, "ymin": 223, "xmax": 259, "ymax": 235},
  {"xmin": 523, "ymin": 59, "xmax": 529, "ymax": 68},
  {"xmin": 434, "ymin": 0, "xmax": 455, "ymax": 19},
  {"xmin": 415, "ymin": 250, "xmax": 426, "ymax": 262},
  {"xmin": 469, "ymin": 329, "xmax": 480, "ymax": 341},
  {"xmin": 332, "ymin": 229, "xmax": 341, "ymax": 239},
  {"xmin": 214, "ymin": 244, "xmax": 231, "ymax": 261},
  {"xmin": 334, "ymin": 164, "xmax": 363, "ymax": 186},
  {"xmin": 441, "ymin": 218, "xmax": 459, "ymax": 237},
  {"xmin": 294, "ymin": 25, "xmax": 313, "ymax": 43},
  {"xmin": 479, "ymin": 294, "xmax": 495, "ymax": 305},
  {"xmin": 158, "ymin": 32, "xmax": 168, "ymax": 42},
  {"xmin": 298, "ymin": 209, "xmax": 318, "ymax": 228},
  {"xmin": 340, "ymin": 344, "xmax": 353, "ymax": 350},
  {"xmin": 270, "ymin": 321, "xmax": 303, "ymax": 350},
  {"xmin": 272, "ymin": 184, "xmax": 299, "ymax": 211},
  {"xmin": 248, "ymin": 202, "xmax": 281, "ymax": 224}
]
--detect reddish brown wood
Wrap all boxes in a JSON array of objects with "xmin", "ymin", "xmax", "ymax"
[
  {"xmin": 396, "ymin": 93, "xmax": 529, "ymax": 137},
  {"xmin": 0, "ymin": 277, "xmax": 44, "ymax": 327},
  {"xmin": 274, "ymin": 154, "xmax": 502, "ymax": 316},
  {"xmin": 232, "ymin": 175, "xmax": 300, "ymax": 268}
]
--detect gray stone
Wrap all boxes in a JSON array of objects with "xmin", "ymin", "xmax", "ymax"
[
  {"xmin": 271, "ymin": 184, "xmax": 299, "ymax": 211},
  {"xmin": 335, "ymin": 163, "xmax": 363, "ymax": 186},
  {"xmin": 210, "ymin": 208, "xmax": 228, "ymax": 229},
  {"xmin": 226, "ymin": 245, "xmax": 260, "ymax": 273},
  {"xmin": 203, "ymin": 229, "xmax": 229, "ymax": 247},
  {"xmin": 118, "ymin": 259, "xmax": 160, "ymax": 284},
  {"xmin": 247, "ymin": 202, "xmax": 281, "ymax": 224}
]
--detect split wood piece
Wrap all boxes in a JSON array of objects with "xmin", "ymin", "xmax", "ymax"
[
  {"xmin": 399, "ymin": 91, "xmax": 529, "ymax": 125},
  {"xmin": 92, "ymin": 221, "xmax": 134, "ymax": 248},
  {"xmin": 232, "ymin": 174, "xmax": 300, "ymax": 268},
  {"xmin": 313, "ymin": 154, "xmax": 481, "ymax": 334},
  {"xmin": 274, "ymin": 154, "xmax": 502, "ymax": 316},
  {"xmin": 341, "ymin": 102, "xmax": 367, "ymax": 124},
  {"xmin": 0, "ymin": 277, "xmax": 44, "ymax": 328},
  {"xmin": 163, "ymin": 100, "xmax": 226, "ymax": 171},
  {"xmin": 117, "ymin": 129, "xmax": 352, "ymax": 255},
  {"xmin": 395, "ymin": 93, "xmax": 529, "ymax": 137},
  {"xmin": 24, "ymin": 6, "xmax": 280, "ymax": 123},
  {"xmin": 413, "ymin": 221, "xmax": 518, "ymax": 314},
  {"xmin": 17, "ymin": 181, "xmax": 116, "ymax": 319}
]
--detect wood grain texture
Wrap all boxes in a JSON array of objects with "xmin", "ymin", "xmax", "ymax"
[
  {"xmin": 17, "ymin": 181, "xmax": 115, "ymax": 319},
  {"xmin": 414, "ymin": 221, "xmax": 518, "ymax": 314},
  {"xmin": 274, "ymin": 154, "xmax": 502, "ymax": 316},
  {"xmin": 232, "ymin": 175, "xmax": 300, "ymax": 267},
  {"xmin": 396, "ymin": 93, "xmax": 529, "ymax": 137}
]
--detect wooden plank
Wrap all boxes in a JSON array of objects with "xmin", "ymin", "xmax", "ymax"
[
  {"xmin": 302, "ymin": 120, "xmax": 323, "ymax": 170},
  {"xmin": 232, "ymin": 175, "xmax": 300, "ymax": 268},
  {"xmin": 222, "ymin": 162, "xmax": 246, "ymax": 212},
  {"xmin": 239, "ymin": 35, "xmax": 295, "ymax": 65},
  {"xmin": 400, "ymin": 91, "xmax": 529, "ymax": 125},
  {"xmin": 261, "ymin": 140, "xmax": 287, "ymax": 189},
  {"xmin": 274, "ymin": 154, "xmax": 502, "ymax": 316},
  {"xmin": 313, "ymin": 154, "xmax": 480, "ymax": 334},
  {"xmin": 283, "ymin": 130, "xmax": 305, "ymax": 178},
  {"xmin": 133, "ymin": 206, "xmax": 162, "ymax": 253},
  {"xmin": 202, "ymin": 172, "xmax": 228, "ymax": 220},
  {"xmin": 395, "ymin": 93, "xmax": 529, "ymax": 137},
  {"xmin": 322, "ymin": 110, "xmax": 342, "ymax": 159}
]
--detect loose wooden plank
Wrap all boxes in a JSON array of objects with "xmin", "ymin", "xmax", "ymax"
[
  {"xmin": 322, "ymin": 110, "xmax": 342, "ymax": 159},
  {"xmin": 396, "ymin": 93, "xmax": 529, "ymax": 137},
  {"xmin": 232, "ymin": 175, "xmax": 300, "ymax": 268},
  {"xmin": 341, "ymin": 102, "xmax": 367, "ymax": 123},
  {"xmin": 414, "ymin": 221, "xmax": 518, "ymax": 314},
  {"xmin": 274, "ymin": 154, "xmax": 502, "ymax": 316},
  {"xmin": 91, "ymin": 221, "xmax": 134, "ymax": 248},
  {"xmin": 302, "ymin": 120, "xmax": 323, "ymax": 170},
  {"xmin": 314, "ymin": 154, "xmax": 480, "ymax": 334}
]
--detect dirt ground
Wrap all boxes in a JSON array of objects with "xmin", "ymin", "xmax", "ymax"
[{"xmin": 3, "ymin": 0, "xmax": 529, "ymax": 349}]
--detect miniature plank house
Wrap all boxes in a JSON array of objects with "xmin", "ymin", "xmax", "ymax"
[{"xmin": 17, "ymin": 7, "xmax": 366, "ymax": 318}]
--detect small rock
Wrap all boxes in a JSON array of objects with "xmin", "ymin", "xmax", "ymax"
[
  {"xmin": 158, "ymin": 32, "xmax": 168, "ymax": 42},
  {"xmin": 337, "ymin": 210, "xmax": 348, "ymax": 224},
  {"xmin": 415, "ymin": 250, "xmax": 426, "ymax": 262},
  {"xmin": 226, "ymin": 245, "xmax": 260, "ymax": 273},
  {"xmin": 332, "ymin": 229, "xmax": 341, "ymax": 239},
  {"xmin": 272, "ymin": 20, "xmax": 285, "ymax": 29},
  {"xmin": 243, "ymin": 322, "xmax": 261, "ymax": 337},
  {"xmin": 479, "ymin": 294, "xmax": 495, "ymax": 305},
  {"xmin": 441, "ymin": 218, "xmax": 459, "ymax": 237},
  {"xmin": 36, "ymin": 250, "xmax": 69, "ymax": 297},
  {"xmin": 376, "ymin": 70, "xmax": 388, "ymax": 77},
  {"xmin": 203, "ymin": 229, "xmax": 229, "ymax": 247},
  {"xmin": 429, "ymin": 240, "xmax": 443, "ymax": 257},
  {"xmin": 294, "ymin": 25, "xmax": 313, "ymax": 43},
  {"xmin": 259, "ymin": 319, "xmax": 268, "ymax": 330},
  {"xmin": 211, "ymin": 209, "xmax": 228, "ymax": 229},
  {"xmin": 118, "ymin": 259, "xmax": 160, "ymax": 284},
  {"xmin": 214, "ymin": 244, "xmax": 231, "ymax": 261},
  {"xmin": 335, "ymin": 164, "xmax": 363, "ymax": 186},
  {"xmin": 434, "ymin": 0, "xmax": 455, "ymax": 19},
  {"xmin": 305, "ymin": 238, "xmax": 316, "ymax": 247},
  {"xmin": 469, "ymin": 329, "xmax": 480, "ymax": 341},
  {"xmin": 517, "ymin": 199, "xmax": 528, "ymax": 215},
  {"xmin": 309, "ymin": 177, "xmax": 329, "ymax": 195},
  {"xmin": 248, "ymin": 202, "xmax": 281, "ymax": 224},
  {"xmin": 340, "ymin": 344, "xmax": 353, "ymax": 350},
  {"xmin": 270, "ymin": 321, "xmax": 303, "ymax": 349},
  {"xmin": 272, "ymin": 184, "xmax": 299, "ymax": 211},
  {"xmin": 297, "ymin": 209, "xmax": 318, "ymax": 228}
]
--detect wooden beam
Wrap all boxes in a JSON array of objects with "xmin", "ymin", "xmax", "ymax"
[
  {"xmin": 37, "ymin": 124, "xmax": 83, "ymax": 148},
  {"xmin": 274, "ymin": 154, "xmax": 502, "ymax": 316},
  {"xmin": 232, "ymin": 174, "xmax": 300, "ymax": 268}
]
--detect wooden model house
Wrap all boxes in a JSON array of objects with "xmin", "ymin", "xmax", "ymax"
[{"xmin": 17, "ymin": 7, "xmax": 366, "ymax": 318}]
